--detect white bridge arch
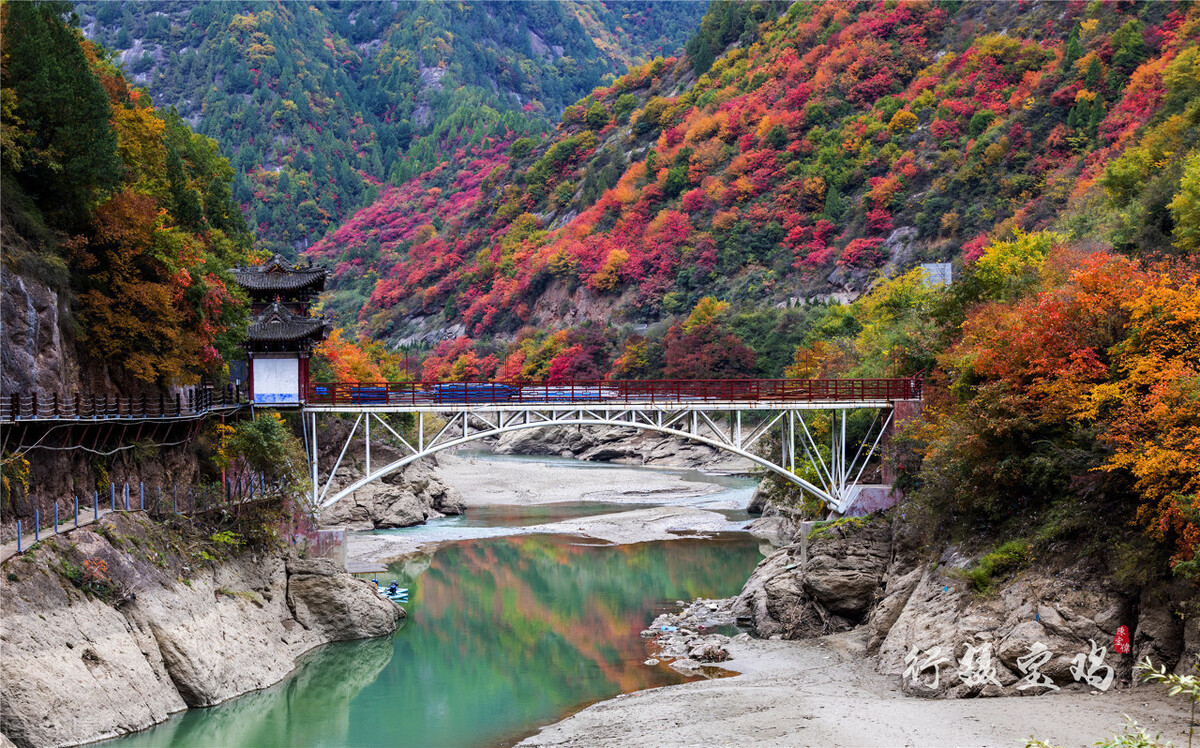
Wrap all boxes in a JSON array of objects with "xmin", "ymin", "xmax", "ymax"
[{"xmin": 302, "ymin": 403, "xmax": 899, "ymax": 515}]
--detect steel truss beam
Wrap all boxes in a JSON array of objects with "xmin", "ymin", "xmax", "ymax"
[{"xmin": 307, "ymin": 404, "xmax": 897, "ymax": 516}]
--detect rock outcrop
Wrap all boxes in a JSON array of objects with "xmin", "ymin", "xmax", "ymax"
[
  {"xmin": 320, "ymin": 456, "xmax": 464, "ymax": 529},
  {"xmin": 0, "ymin": 266, "xmax": 74, "ymax": 396},
  {"xmin": 733, "ymin": 517, "xmax": 891, "ymax": 639},
  {"xmin": 0, "ymin": 513, "xmax": 402, "ymax": 747},
  {"xmin": 730, "ymin": 511, "xmax": 1196, "ymax": 697},
  {"xmin": 492, "ymin": 425, "xmax": 752, "ymax": 470}
]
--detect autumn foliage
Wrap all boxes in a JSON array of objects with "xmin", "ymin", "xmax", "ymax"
[
  {"xmin": 310, "ymin": 1, "xmax": 1200, "ymax": 399},
  {"xmin": 2, "ymin": 4, "xmax": 250, "ymax": 384}
]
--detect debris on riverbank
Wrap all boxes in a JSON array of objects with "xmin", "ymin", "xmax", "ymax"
[{"xmin": 641, "ymin": 598, "xmax": 738, "ymax": 678}]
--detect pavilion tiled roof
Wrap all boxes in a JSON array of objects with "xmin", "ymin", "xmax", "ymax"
[
  {"xmin": 231, "ymin": 254, "xmax": 326, "ymax": 294},
  {"xmin": 246, "ymin": 301, "xmax": 329, "ymax": 344}
]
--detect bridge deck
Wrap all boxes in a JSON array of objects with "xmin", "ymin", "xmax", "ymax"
[{"xmin": 304, "ymin": 377, "xmax": 921, "ymax": 412}]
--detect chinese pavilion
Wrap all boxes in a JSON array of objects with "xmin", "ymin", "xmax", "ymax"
[{"xmin": 230, "ymin": 254, "xmax": 329, "ymax": 405}]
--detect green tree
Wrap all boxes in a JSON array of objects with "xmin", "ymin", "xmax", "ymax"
[
  {"xmin": 584, "ymin": 101, "xmax": 609, "ymax": 130},
  {"xmin": 2, "ymin": 1, "xmax": 122, "ymax": 226},
  {"xmin": 1170, "ymin": 155, "xmax": 1200, "ymax": 255}
]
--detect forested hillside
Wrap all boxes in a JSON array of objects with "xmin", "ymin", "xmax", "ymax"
[
  {"xmin": 76, "ymin": 0, "xmax": 707, "ymax": 256},
  {"xmin": 1, "ymin": 1, "xmax": 251, "ymax": 386},
  {"xmin": 313, "ymin": 1, "xmax": 1197, "ymax": 375}
]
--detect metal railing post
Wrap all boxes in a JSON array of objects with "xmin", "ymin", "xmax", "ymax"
[
  {"xmin": 139, "ymin": 482, "xmax": 144, "ymax": 511},
  {"xmin": 124, "ymin": 482, "xmax": 130, "ymax": 511},
  {"xmin": 74, "ymin": 495, "xmax": 79, "ymax": 528},
  {"xmin": 94, "ymin": 489, "xmax": 99, "ymax": 521},
  {"xmin": 34, "ymin": 510, "xmax": 39, "ymax": 542},
  {"xmin": 111, "ymin": 483, "xmax": 116, "ymax": 512},
  {"xmin": 173, "ymin": 485, "xmax": 178, "ymax": 513},
  {"xmin": 16, "ymin": 521, "xmax": 21, "ymax": 552},
  {"xmin": 54, "ymin": 502, "xmax": 58, "ymax": 534}
]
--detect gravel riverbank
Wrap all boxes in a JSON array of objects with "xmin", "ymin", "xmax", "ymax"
[
  {"xmin": 519, "ymin": 628, "xmax": 1192, "ymax": 748},
  {"xmin": 345, "ymin": 452, "xmax": 751, "ymax": 565}
]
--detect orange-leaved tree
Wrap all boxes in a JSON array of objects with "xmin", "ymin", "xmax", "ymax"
[{"xmin": 1086, "ymin": 267, "xmax": 1200, "ymax": 568}]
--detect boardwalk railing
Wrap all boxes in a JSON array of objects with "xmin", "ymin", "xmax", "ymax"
[
  {"xmin": 305, "ymin": 377, "xmax": 923, "ymax": 407},
  {"xmin": 1, "ymin": 386, "xmax": 247, "ymax": 422},
  {"xmin": 5, "ymin": 473, "xmax": 290, "ymax": 560}
]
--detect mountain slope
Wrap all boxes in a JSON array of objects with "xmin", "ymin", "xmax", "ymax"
[
  {"xmin": 76, "ymin": 0, "xmax": 707, "ymax": 255},
  {"xmin": 310, "ymin": 0, "xmax": 1199, "ymax": 381}
]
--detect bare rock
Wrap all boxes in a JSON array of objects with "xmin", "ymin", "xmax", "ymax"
[
  {"xmin": 866, "ymin": 566, "xmax": 923, "ymax": 653},
  {"xmin": 1133, "ymin": 598, "xmax": 1184, "ymax": 673},
  {"xmin": 286, "ymin": 564, "xmax": 402, "ymax": 642},
  {"xmin": 321, "ymin": 457, "xmax": 464, "ymax": 529},
  {"xmin": 877, "ymin": 563, "xmax": 1135, "ymax": 697},
  {"xmin": 745, "ymin": 515, "xmax": 797, "ymax": 548},
  {"xmin": 802, "ymin": 520, "xmax": 891, "ymax": 617},
  {"xmin": 1176, "ymin": 615, "xmax": 1200, "ymax": 676},
  {"xmin": 668, "ymin": 658, "xmax": 703, "ymax": 677},
  {"xmin": 0, "ymin": 267, "xmax": 74, "ymax": 396},
  {"xmin": 734, "ymin": 517, "xmax": 891, "ymax": 639},
  {"xmin": 0, "ymin": 514, "xmax": 402, "ymax": 747},
  {"xmin": 688, "ymin": 642, "xmax": 731, "ymax": 663}
]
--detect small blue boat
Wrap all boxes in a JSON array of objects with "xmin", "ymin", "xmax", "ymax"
[{"xmin": 373, "ymin": 579, "xmax": 409, "ymax": 603}]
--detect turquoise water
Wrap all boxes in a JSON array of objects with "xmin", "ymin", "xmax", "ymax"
[{"xmin": 107, "ymin": 531, "xmax": 763, "ymax": 747}]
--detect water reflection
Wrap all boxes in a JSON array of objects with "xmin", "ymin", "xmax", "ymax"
[
  {"xmin": 109, "ymin": 637, "xmax": 394, "ymax": 747},
  {"xmin": 108, "ymin": 534, "xmax": 762, "ymax": 748}
]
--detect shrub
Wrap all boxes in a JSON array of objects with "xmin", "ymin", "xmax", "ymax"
[{"xmin": 961, "ymin": 540, "xmax": 1028, "ymax": 593}]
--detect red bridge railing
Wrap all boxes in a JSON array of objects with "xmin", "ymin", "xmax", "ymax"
[{"xmin": 304, "ymin": 377, "xmax": 922, "ymax": 407}]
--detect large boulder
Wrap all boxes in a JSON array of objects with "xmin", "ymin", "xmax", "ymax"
[
  {"xmin": 733, "ymin": 516, "xmax": 892, "ymax": 639},
  {"xmin": 320, "ymin": 456, "xmax": 464, "ymax": 529},
  {"xmin": 875, "ymin": 561, "xmax": 1136, "ymax": 697},
  {"xmin": 285, "ymin": 556, "xmax": 403, "ymax": 641}
]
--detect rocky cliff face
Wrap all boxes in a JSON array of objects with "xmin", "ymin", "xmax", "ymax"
[
  {"xmin": 0, "ymin": 266, "xmax": 75, "ymax": 396},
  {"xmin": 0, "ymin": 267, "xmax": 207, "ymax": 531},
  {"xmin": 0, "ymin": 514, "xmax": 402, "ymax": 748},
  {"xmin": 732, "ymin": 514, "xmax": 1197, "ymax": 696}
]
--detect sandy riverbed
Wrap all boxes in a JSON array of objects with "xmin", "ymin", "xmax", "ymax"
[
  {"xmin": 519, "ymin": 629, "xmax": 1193, "ymax": 748},
  {"xmin": 345, "ymin": 452, "xmax": 752, "ymax": 565},
  {"xmin": 437, "ymin": 452, "xmax": 740, "ymax": 508}
]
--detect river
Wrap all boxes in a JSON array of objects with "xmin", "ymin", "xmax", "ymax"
[{"xmin": 106, "ymin": 464, "xmax": 765, "ymax": 747}]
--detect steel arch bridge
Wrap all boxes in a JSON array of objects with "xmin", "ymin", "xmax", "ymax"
[{"xmin": 301, "ymin": 378, "xmax": 921, "ymax": 516}]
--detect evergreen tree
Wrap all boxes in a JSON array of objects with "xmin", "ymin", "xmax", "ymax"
[
  {"xmin": 1088, "ymin": 98, "xmax": 1106, "ymax": 138},
  {"xmin": 1085, "ymin": 56, "xmax": 1103, "ymax": 90},
  {"xmin": 2, "ymin": 0, "xmax": 122, "ymax": 226}
]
